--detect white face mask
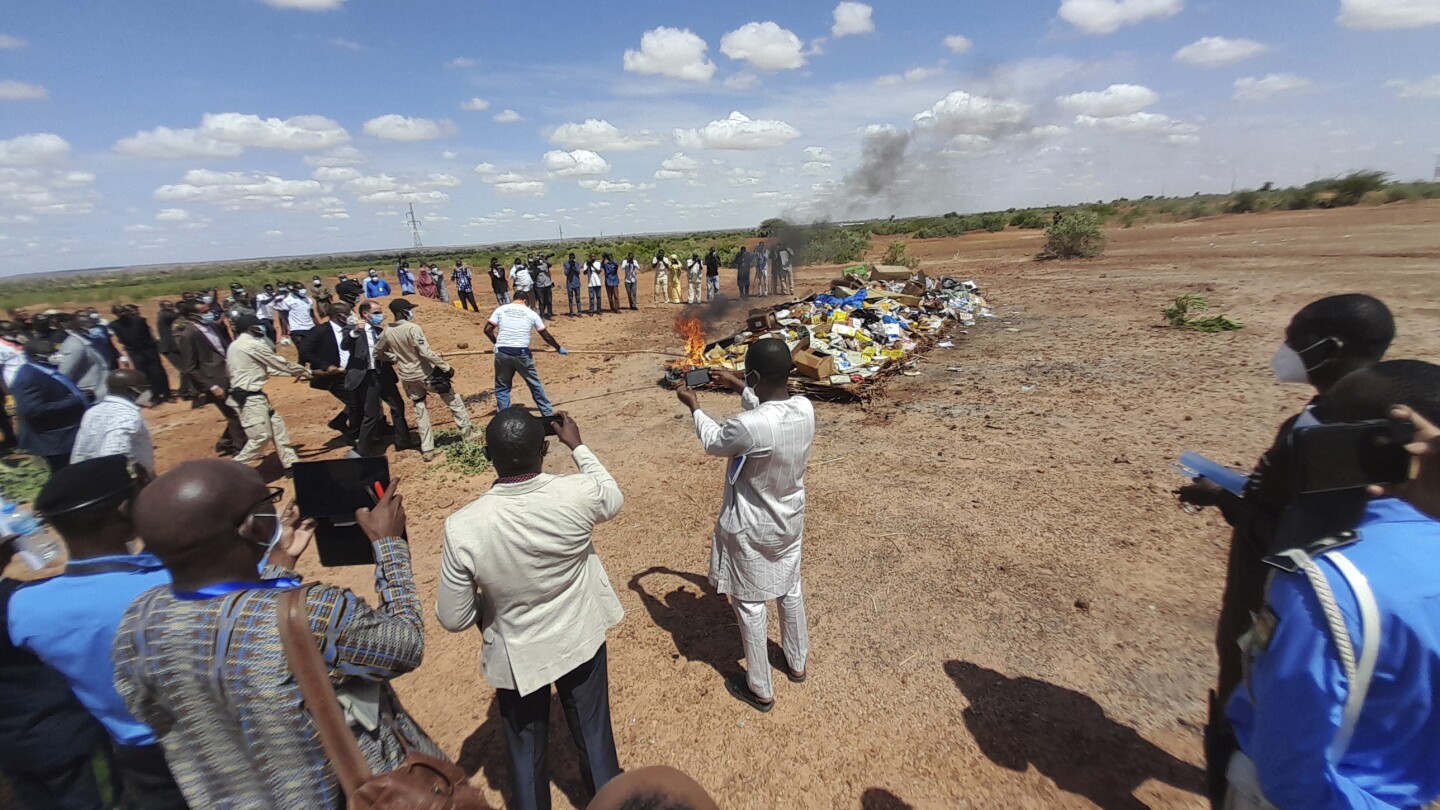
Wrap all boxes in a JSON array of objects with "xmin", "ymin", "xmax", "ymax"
[
  {"xmin": 1270, "ymin": 343, "xmax": 1310, "ymax": 385},
  {"xmin": 254, "ymin": 511, "xmax": 283, "ymax": 568}
]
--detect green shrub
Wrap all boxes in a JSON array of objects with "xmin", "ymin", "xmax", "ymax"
[
  {"xmin": 1384, "ymin": 187, "xmax": 1413, "ymax": 203},
  {"xmin": 913, "ymin": 219, "xmax": 968, "ymax": 239},
  {"xmin": 1009, "ymin": 210, "xmax": 1049, "ymax": 229},
  {"xmin": 794, "ymin": 225, "xmax": 871, "ymax": 265},
  {"xmin": 977, "ymin": 212, "xmax": 1007, "ymax": 232},
  {"xmin": 757, "ymin": 218, "xmax": 789, "ymax": 237},
  {"xmin": 1328, "ymin": 171, "xmax": 1389, "ymax": 207},
  {"xmin": 1182, "ymin": 201, "xmax": 1212, "ymax": 220},
  {"xmin": 1121, "ymin": 208, "xmax": 1145, "ymax": 228},
  {"xmin": 880, "ymin": 240, "xmax": 920, "ymax": 269},
  {"xmin": 1226, "ymin": 190, "xmax": 1260, "ymax": 214},
  {"xmin": 1043, "ymin": 210, "xmax": 1106, "ymax": 259}
]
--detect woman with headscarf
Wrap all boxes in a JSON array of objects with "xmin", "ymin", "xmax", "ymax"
[
  {"xmin": 668, "ymin": 253, "xmax": 684, "ymax": 304},
  {"xmin": 432, "ymin": 264, "xmax": 450, "ymax": 303},
  {"xmin": 416, "ymin": 267, "xmax": 439, "ymax": 300}
]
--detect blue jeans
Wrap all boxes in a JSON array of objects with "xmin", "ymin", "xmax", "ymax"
[
  {"xmin": 494, "ymin": 350, "xmax": 554, "ymax": 416},
  {"xmin": 588, "ymin": 287, "xmax": 602, "ymax": 314},
  {"xmin": 495, "ymin": 290, "xmax": 511, "ymax": 305},
  {"xmin": 567, "ymin": 287, "xmax": 582, "ymax": 314},
  {"xmin": 707, "ymin": 275, "xmax": 720, "ymax": 299}
]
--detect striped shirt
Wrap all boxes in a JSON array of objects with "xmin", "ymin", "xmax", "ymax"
[
  {"xmin": 70, "ymin": 394, "xmax": 155, "ymax": 472},
  {"xmin": 112, "ymin": 537, "xmax": 442, "ymax": 810}
]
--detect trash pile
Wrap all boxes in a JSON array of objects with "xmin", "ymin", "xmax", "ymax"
[{"xmin": 670, "ymin": 269, "xmax": 992, "ymax": 402}]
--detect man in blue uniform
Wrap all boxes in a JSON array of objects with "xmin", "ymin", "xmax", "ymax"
[{"xmin": 1226, "ymin": 359, "xmax": 1440, "ymax": 809}]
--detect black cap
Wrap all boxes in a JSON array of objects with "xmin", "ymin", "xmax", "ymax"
[
  {"xmin": 388, "ymin": 298, "xmax": 416, "ymax": 316},
  {"xmin": 233, "ymin": 314, "xmax": 263, "ymax": 333},
  {"xmin": 35, "ymin": 455, "xmax": 133, "ymax": 519}
]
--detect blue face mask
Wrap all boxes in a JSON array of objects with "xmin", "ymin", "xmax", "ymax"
[
  {"xmin": 201, "ymin": 311, "xmax": 218, "ymax": 324},
  {"xmin": 88, "ymin": 326, "xmax": 106, "ymax": 340},
  {"xmin": 367, "ymin": 313, "xmax": 384, "ymax": 326}
]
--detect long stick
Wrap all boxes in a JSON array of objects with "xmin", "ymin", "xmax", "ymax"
[{"xmin": 446, "ymin": 348, "xmax": 684, "ymax": 358}]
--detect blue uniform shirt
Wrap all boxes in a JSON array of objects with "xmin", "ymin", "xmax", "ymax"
[
  {"xmin": 364, "ymin": 277, "xmax": 391, "ymax": 298},
  {"xmin": 1228, "ymin": 498, "xmax": 1440, "ymax": 809},
  {"xmin": 8, "ymin": 553, "xmax": 172, "ymax": 746}
]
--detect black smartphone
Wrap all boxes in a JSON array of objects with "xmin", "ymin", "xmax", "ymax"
[
  {"xmin": 543, "ymin": 414, "xmax": 564, "ymax": 435},
  {"xmin": 291, "ymin": 457, "xmax": 391, "ymax": 566},
  {"xmin": 1290, "ymin": 419, "xmax": 1415, "ymax": 494},
  {"xmin": 684, "ymin": 367, "xmax": 712, "ymax": 388}
]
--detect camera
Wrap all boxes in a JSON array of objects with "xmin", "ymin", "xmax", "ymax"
[{"xmin": 1289, "ymin": 419, "xmax": 1415, "ymax": 494}]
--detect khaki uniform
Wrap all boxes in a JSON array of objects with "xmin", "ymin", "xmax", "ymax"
[
  {"xmin": 375, "ymin": 319, "xmax": 475, "ymax": 453},
  {"xmin": 225, "ymin": 332, "xmax": 310, "ymax": 468},
  {"xmin": 652, "ymin": 257, "xmax": 671, "ymax": 304}
]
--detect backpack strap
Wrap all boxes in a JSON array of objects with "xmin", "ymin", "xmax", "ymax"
[{"xmin": 277, "ymin": 586, "xmax": 374, "ymax": 798}]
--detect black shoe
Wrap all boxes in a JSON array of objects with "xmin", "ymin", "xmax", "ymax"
[
  {"xmin": 393, "ymin": 440, "xmax": 420, "ymax": 451},
  {"xmin": 191, "ymin": 399, "xmax": 206, "ymax": 410},
  {"xmin": 327, "ymin": 414, "xmax": 349, "ymax": 432},
  {"xmin": 725, "ymin": 675, "xmax": 774, "ymax": 713}
]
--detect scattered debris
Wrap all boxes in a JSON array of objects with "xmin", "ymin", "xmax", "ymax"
[{"xmin": 1161, "ymin": 293, "xmax": 1244, "ymax": 333}]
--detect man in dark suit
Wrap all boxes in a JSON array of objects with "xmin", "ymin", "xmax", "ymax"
[
  {"xmin": 175, "ymin": 300, "xmax": 245, "ymax": 456},
  {"xmin": 109, "ymin": 305, "xmax": 172, "ymax": 404},
  {"xmin": 154, "ymin": 301, "xmax": 193, "ymax": 402},
  {"xmin": 343, "ymin": 300, "xmax": 414, "ymax": 456},
  {"xmin": 301, "ymin": 301, "xmax": 360, "ymax": 440},
  {"xmin": 335, "ymin": 273, "xmax": 364, "ymax": 307},
  {"xmin": 10, "ymin": 340, "xmax": 88, "ymax": 471}
]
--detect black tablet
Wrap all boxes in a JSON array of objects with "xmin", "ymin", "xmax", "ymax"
[{"xmin": 291, "ymin": 457, "xmax": 391, "ymax": 567}]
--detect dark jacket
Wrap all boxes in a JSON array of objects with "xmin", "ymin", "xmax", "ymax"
[
  {"xmin": 340, "ymin": 325, "xmax": 397, "ymax": 391},
  {"xmin": 0, "ymin": 579, "xmax": 108, "ymax": 773},
  {"xmin": 109, "ymin": 315, "xmax": 159, "ymax": 353},
  {"xmin": 177, "ymin": 320, "xmax": 231, "ymax": 392},
  {"xmin": 301, "ymin": 322, "xmax": 345, "ymax": 391},
  {"xmin": 155, "ymin": 310, "xmax": 180, "ymax": 353},
  {"xmin": 10, "ymin": 363, "xmax": 86, "ymax": 458}
]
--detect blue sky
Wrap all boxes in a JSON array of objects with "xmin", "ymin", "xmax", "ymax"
[{"xmin": 1, "ymin": 0, "xmax": 1437, "ymax": 271}]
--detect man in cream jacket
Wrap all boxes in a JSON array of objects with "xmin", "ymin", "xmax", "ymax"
[{"xmin": 437, "ymin": 408, "xmax": 623, "ymax": 810}]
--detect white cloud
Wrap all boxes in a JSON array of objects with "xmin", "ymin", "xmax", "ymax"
[
  {"xmin": 1011, "ymin": 124, "xmax": 1072, "ymax": 141},
  {"xmin": 1338, "ymin": 0, "xmax": 1440, "ymax": 29},
  {"xmin": 1173, "ymin": 36, "xmax": 1268, "ymax": 67},
  {"xmin": 259, "ymin": 0, "xmax": 344, "ymax": 9},
  {"xmin": 623, "ymin": 27, "xmax": 716, "ymax": 82},
  {"xmin": 153, "ymin": 169, "xmax": 329, "ymax": 209},
  {"xmin": 441, "ymin": 150, "xmax": 457, "ymax": 160},
  {"xmin": 494, "ymin": 109, "xmax": 522, "ymax": 124},
  {"xmin": 549, "ymin": 119, "xmax": 662, "ymax": 152},
  {"xmin": 0, "ymin": 34, "xmax": 26, "ymax": 50},
  {"xmin": 448, "ymin": 57, "xmax": 478, "ymax": 68},
  {"xmin": 913, "ymin": 91, "xmax": 1030, "ymax": 135},
  {"xmin": 115, "ymin": 113, "xmax": 349, "ymax": 158},
  {"xmin": 156, "ymin": 208, "xmax": 190, "ymax": 222},
  {"xmin": 832, "ymin": 2, "xmax": 875, "ymax": 37},
  {"xmin": 312, "ymin": 166, "xmax": 361, "ymax": 182},
  {"xmin": 943, "ymin": 134, "xmax": 995, "ymax": 155},
  {"xmin": 655, "ymin": 152, "xmax": 701, "ymax": 181},
  {"xmin": 362, "ymin": 114, "xmax": 458, "ymax": 142},
  {"xmin": 1074, "ymin": 111, "xmax": 1198, "ymax": 135},
  {"xmin": 460, "ymin": 97, "xmax": 490, "ymax": 112},
  {"xmin": 543, "ymin": 149, "xmax": 612, "ymax": 177},
  {"xmin": 0, "ymin": 81, "xmax": 46, "ymax": 101},
  {"xmin": 721, "ymin": 22, "xmax": 807, "ymax": 71},
  {"xmin": 264, "ymin": 229, "xmax": 284, "ymax": 237},
  {"xmin": 674, "ymin": 111, "xmax": 801, "ymax": 150},
  {"xmin": 724, "ymin": 73, "xmax": 760, "ymax": 91},
  {"xmin": 304, "ymin": 145, "xmax": 365, "ymax": 167},
  {"xmin": 1385, "ymin": 74, "xmax": 1440, "ymax": 98},
  {"xmin": 493, "ymin": 180, "xmax": 546, "ymax": 196},
  {"xmin": 473, "ymin": 162, "xmax": 498, "ymax": 176},
  {"xmin": 124, "ymin": 224, "xmax": 161, "ymax": 233},
  {"xmin": 943, "ymin": 34, "xmax": 973, "ymax": 53},
  {"xmin": 330, "ymin": 38, "xmax": 362, "ymax": 51},
  {"xmin": 579, "ymin": 179, "xmax": 655, "ymax": 193},
  {"xmin": 1057, "ymin": 84, "xmax": 1158, "ymax": 116},
  {"xmin": 802, "ymin": 161, "xmax": 831, "ymax": 175},
  {"xmin": 1058, "ymin": 0, "xmax": 1183, "ymax": 35},
  {"xmin": 0, "ymin": 133, "xmax": 71, "ymax": 166},
  {"xmin": 877, "ymin": 65, "xmax": 946, "ymax": 86},
  {"xmin": 1233, "ymin": 73, "xmax": 1310, "ymax": 103},
  {"xmin": 342, "ymin": 171, "xmax": 458, "ymax": 205}
]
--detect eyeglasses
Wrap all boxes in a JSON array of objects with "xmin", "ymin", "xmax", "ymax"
[{"xmin": 237, "ymin": 486, "xmax": 285, "ymax": 522}]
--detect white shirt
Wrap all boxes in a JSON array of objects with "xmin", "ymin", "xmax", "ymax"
[
  {"xmin": 274, "ymin": 293, "xmax": 315, "ymax": 332},
  {"xmin": 70, "ymin": 395, "xmax": 155, "ymax": 472},
  {"xmin": 329, "ymin": 321, "xmax": 352, "ymax": 368},
  {"xmin": 436, "ymin": 446, "xmax": 624, "ymax": 695},
  {"xmin": 487, "ymin": 303, "xmax": 546, "ymax": 350},
  {"xmin": 253, "ymin": 292, "xmax": 276, "ymax": 319},
  {"xmin": 509, "ymin": 264, "xmax": 533, "ymax": 291},
  {"xmin": 694, "ymin": 390, "xmax": 815, "ymax": 601},
  {"xmin": 0, "ymin": 338, "xmax": 25, "ymax": 387},
  {"xmin": 586, "ymin": 262, "xmax": 603, "ymax": 288},
  {"xmin": 621, "ymin": 259, "xmax": 640, "ymax": 283}
]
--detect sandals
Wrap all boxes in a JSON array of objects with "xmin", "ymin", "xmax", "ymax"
[{"xmin": 725, "ymin": 675, "xmax": 774, "ymax": 713}]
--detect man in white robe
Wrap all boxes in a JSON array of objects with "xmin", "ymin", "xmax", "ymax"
[{"xmin": 676, "ymin": 339, "xmax": 814, "ymax": 711}]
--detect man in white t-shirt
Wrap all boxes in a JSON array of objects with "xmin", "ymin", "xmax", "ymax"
[
  {"xmin": 484, "ymin": 302, "xmax": 569, "ymax": 416},
  {"xmin": 585, "ymin": 257, "xmax": 604, "ymax": 316},
  {"xmin": 509, "ymin": 258, "xmax": 534, "ymax": 309},
  {"xmin": 272, "ymin": 284, "xmax": 317, "ymax": 353}
]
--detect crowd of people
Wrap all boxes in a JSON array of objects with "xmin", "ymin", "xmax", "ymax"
[{"xmin": 5, "ymin": 253, "xmax": 1440, "ymax": 810}]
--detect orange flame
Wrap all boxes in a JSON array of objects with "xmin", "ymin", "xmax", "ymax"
[{"xmin": 673, "ymin": 314, "xmax": 707, "ymax": 368}]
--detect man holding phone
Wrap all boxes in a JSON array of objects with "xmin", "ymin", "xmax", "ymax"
[
  {"xmin": 484, "ymin": 298, "xmax": 568, "ymax": 417},
  {"xmin": 1224, "ymin": 359, "xmax": 1440, "ymax": 809},
  {"xmin": 676, "ymin": 338, "xmax": 815, "ymax": 712},
  {"xmin": 437, "ymin": 410, "xmax": 625, "ymax": 810}
]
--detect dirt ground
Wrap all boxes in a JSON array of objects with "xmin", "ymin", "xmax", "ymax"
[{"xmin": 102, "ymin": 201, "xmax": 1440, "ymax": 808}]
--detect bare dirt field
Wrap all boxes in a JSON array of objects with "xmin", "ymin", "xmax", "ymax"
[{"xmin": 110, "ymin": 201, "xmax": 1440, "ymax": 808}]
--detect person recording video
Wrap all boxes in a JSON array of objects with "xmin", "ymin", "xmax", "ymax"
[{"xmin": 1223, "ymin": 359, "xmax": 1440, "ymax": 809}]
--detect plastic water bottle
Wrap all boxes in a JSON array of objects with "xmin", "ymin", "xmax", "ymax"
[{"xmin": 1, "ymin": 499, "xmax": 61, "ymax": 570}]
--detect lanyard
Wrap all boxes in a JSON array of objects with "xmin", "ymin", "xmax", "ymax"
[{"xmin": 172, "ymin": 578, "xmax": 301, "ymax": 600}]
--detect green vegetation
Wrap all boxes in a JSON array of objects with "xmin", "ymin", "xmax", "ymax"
[
  {"xmin": 880, "ymin": 240, "xmax": 920, "ymax": 269},
  {"xmin": 1161, "ymin": 293, "xmax": 1244, "ymax": 333},
  {"xmin": 977, "ymin": 212, "xmax": 1008, "ymax": 233},
  {"xmin": 1009, "ymin": 210, "xmax": 1049, "ymax": 229},
  {"xmin": 0, "ymin": 454, "xmax": 50, "ymax": 504},
  {"xmin": 1043, "ymin": 210, "xmax": 1106, "ymax": 259},
  {"xmin": 432, "ymin": 430, "xmax": 492, "ymax": 478}
]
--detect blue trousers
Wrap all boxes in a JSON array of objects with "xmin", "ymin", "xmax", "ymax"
[
  {"xmin": 587, "ymin": 287, "xmax": 602, "ymax": 314},
  {"xmin": 567, "ymin": 287, "xmax": 582, "ymax": 314},
  {"xmin": 496, "ymin": 644, "xmax": 621, "ymax": 810},
  {"xmin": 494, "ymin": 352, "xmax": 554, "ymax": 416}
]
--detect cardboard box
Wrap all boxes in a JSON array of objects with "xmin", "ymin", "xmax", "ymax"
[
  {"xmin": 793, "ymin": 349, "xmax": 835, "ymax": 380},
  {"xmin": 746, "ymin": 312, "xmax": 779, "ymax": 333},
  {"xmin": 870, "ymin": 265, "xmax": 913, "ymax": 281}
]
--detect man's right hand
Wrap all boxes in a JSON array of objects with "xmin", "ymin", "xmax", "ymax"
[
  {"xmin": 356, "ymin": 478, "xmax": 406, "ymax": 541},
  {"xmin": 1370, "ymin": 406, "xmax": 1440, "ymax": 520},
  {"xmin": 209, "ymin": 385, "xmax": 225, "ymax": 398},
  {"xmin": 552, "ymin": 412, "xmax": 583, "ymax": 450}
]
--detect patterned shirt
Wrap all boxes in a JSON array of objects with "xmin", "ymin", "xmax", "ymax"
[
  {"xmin": 70, "ymin": 394, "xmax": 155, "ymax": 472},
  {"xmin": 112, "ymin": 537, "xmax": 441, "ymax": 810},
  {"xmin": 453, "ymin": 267, "xmax": 474, "ymax": 293}
]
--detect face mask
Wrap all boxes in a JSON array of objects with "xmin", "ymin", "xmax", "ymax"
[
  {"xmin": 404, "ymin": 310, "xmax": 415, "ymax": 321},
  {"xmin": 294, "ymin": 289, "xmax": 307, "ymax": 297},
  {"xmin": 368, "ymin": 313, "xmax": 384, "ymax": 326},
  {"xmin": 133, "ymin": 390, "xmax": 154, "ymax": 408},
  {"xmin": 1270, "ymin": 338, "xmax": 1329, "ymax": 385},
  {"xmin": 744, "ymin": 370, "xmax": 760, "ymax": 389},
  {"xmin": 201, "ymin": 311, "xmax": 218, "ymax": 324},
  {"xmin": 200, "ymin": 295, "xmax": 214, "ymax": 305},
  {"xmin": 88, "ymin": 326, "xmax": 106, "ymax": 340}
]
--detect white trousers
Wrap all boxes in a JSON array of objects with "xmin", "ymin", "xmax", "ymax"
[{"xmin": 731, "ymin": 580, "xmax": 809, "ymax": 700}]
